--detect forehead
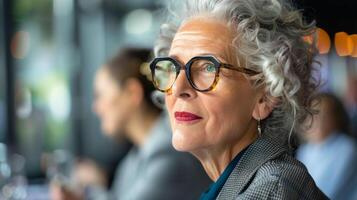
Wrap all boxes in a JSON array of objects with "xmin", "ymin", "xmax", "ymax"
[{"xmin": 169, "ymin": 17, "xmax": 235, "ymax": 60}]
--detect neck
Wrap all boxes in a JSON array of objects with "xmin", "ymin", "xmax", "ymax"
[
  {"xmin": 125, "ymin": 106, "xmax": 160, "ymax": 147},
  {"xmin": 192, "ymin": 120, "xmax": 258, "ymax": 181}
]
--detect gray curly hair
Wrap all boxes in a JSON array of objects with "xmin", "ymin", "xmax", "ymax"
[{"xmin": 154, "ymin": 0, "xmax": 319, "ymax": 143}]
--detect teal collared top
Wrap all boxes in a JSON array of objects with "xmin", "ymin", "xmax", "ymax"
[{"xmin": 199, "ymin": 146, "xmax": 249, "ymax": 200}]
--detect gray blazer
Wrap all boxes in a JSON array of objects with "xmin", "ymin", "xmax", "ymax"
[
  {"xmin": 111, "ymin": 114, "xmax": 212, "ymax": 200},
  {"xmin": 217, "ymin": 132, "xmax": 329, "ymax": 200}
]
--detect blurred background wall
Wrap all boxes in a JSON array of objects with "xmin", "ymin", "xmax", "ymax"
[
  {"xmin": 0, "ymin": 0, "xmax": 168, "ymax": 182},
  {"xmin": 0, "ymin": 0, "xmax": 356, "ymax": 184}
]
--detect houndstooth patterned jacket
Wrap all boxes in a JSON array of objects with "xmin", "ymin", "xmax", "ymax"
[{"xmin": 216, "ymin": 132, "xmax": 329, "ymax": 200}]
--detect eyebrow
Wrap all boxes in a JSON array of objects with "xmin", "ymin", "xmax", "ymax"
[
  {"xmin": 168, "ymin": 53, "xmax": 229, "ymax": 64},
  {"xmin": 167, "ymin": 55, "xmax": 184, "ymax": 65}
]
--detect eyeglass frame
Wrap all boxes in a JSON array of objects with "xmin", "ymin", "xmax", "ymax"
[{"xmin": 149, "ymin": 55, "xmax": 259, "ymax": 93}]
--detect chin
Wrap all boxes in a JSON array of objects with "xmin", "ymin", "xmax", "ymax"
[
  {"xmin": 172, "ymin": 140, "xmax": 188, "ymax": 152},
  {"xmin": 172, "ymin": 129, "xmax": 201, "ymax": 152}
]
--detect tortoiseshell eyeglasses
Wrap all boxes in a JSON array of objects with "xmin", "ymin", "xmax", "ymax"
[{"xmin": 150, "ymin": 55, "xmax": 258, "ymax": 93}]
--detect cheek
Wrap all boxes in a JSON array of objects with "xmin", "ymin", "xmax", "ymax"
[
  {"xmin": 165, "ymin": 95, "xmax": 176, "ymax": 129},
  {"xmin": 204, "ymin": 87, "xmax": 256, "ymax": 140},
  {"xmin": 165, "ymin": 95, "xmax": 174, "ymax": 112},
  {"xmin": 205, "ymin": 99, "xmax": 251, "ymax": 140},
  {"xmin": 165, "ymin": 96, "xmax": 176, "ymax": 130},
  {"xmin": 95, "ymin": 98, "xmax": 109, "ymax": 117},
  {"xmin": 102, "ymin": 105, "xmax": 129, "ymax": 136},
  {"xmin": 100, "ymin": 96, "xmax": 124, "ymax": 121}
]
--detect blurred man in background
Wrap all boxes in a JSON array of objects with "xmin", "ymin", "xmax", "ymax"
[{"xmin": 297, "ymin": 92, "xmax": 357, "ymax": 199}]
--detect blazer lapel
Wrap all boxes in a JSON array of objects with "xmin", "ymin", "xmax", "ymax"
[{"xmin": 217, "ymin": 132, "xmax": 289, "ymax": 200}]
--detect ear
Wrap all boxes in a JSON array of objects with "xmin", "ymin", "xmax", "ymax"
[
  {"xmin": 252, "ymin": 93, "xmax": 278, "ymax": 120},
  {"xmin": 123, "ymin": 78, "xmax": 144, "ymax": 107}
]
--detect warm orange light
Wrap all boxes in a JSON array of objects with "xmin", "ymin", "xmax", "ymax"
[
  {"xmin": 316, "ymin": 28, "xmax": 331, "ymax": 54},
  {"xmin": 350, "ymin": 34, "xmax": 357, "ymax": 58},
  {"xmin": 303, "ymin": 28, "xmax": 331, "ymax": 54},
  {"xmin": 335, "ymin": 32, "xmax": 353, "ymax": 56}
]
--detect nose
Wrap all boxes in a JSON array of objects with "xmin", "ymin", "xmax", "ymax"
[{"xmin": 171, "ymin": 69, "xmax": 196, "ymax": 99}]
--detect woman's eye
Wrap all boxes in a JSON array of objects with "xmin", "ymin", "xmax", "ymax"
[{"xmin": 204, "ymin": 64, "xmax": 216, "ymax": 73}]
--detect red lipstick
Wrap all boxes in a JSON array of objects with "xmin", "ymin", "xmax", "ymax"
[{"xmin": 174, "ymin": 111, "xmax": 202, "ymax": 122}]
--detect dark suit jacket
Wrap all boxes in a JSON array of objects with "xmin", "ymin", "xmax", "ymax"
[{"xmin": 217, "ymin": 132, "xmax": 329, "ymax": 200}]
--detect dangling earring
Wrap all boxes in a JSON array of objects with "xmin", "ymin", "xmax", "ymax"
[{"xmin": 257, "ymin": 118, "xmax": 262, "ymax": 137}]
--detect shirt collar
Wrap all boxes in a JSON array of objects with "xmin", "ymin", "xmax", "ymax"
[{"xmin": 199, "ymin": 145, "xmax": 250, "ymax": 200}]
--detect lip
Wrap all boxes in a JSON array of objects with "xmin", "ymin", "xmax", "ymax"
[{"xmin": 174, "ymin": 111, "xmax": 202, "ymax": 122}]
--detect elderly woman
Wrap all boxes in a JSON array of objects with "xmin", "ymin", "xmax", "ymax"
[{"xmin": 150, "ymin": 0, "xmax": 328, "ymax": 199}]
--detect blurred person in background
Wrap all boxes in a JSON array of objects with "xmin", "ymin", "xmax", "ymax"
[
  {"xmin": 51, "ymin": 47, "xmax": 211, "ymax": 200},
  {"xmin": 296, "ymin": 92, "xmax": 357, "ymax": 199},
  {"xmin": 346, "ymin": 75, "xmax": 357, "ymax": 139}
]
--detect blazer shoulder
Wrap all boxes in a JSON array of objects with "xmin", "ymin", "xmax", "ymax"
[
  {"xmin": 250, "ymin": 153, "xmax": 328, "ymax": 200},
  {"xmin": 257, "ymin": 153, "xmax": 311, "ymax": 182}
]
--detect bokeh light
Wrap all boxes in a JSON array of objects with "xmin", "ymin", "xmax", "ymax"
[
  {"xmin": 335, "ymin": 32, "xmax": 353, "ymax": 56},
  {"xmin": 316, "ymin": 28, "xmax": 331, "ymax": 54},
  {"xmin": 124, "ymin": 9, "xmax": 153, "ymax": 35},
  {"xmin": 350, "ymin": 34, "xmax": 357, "ymax": 58}
]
